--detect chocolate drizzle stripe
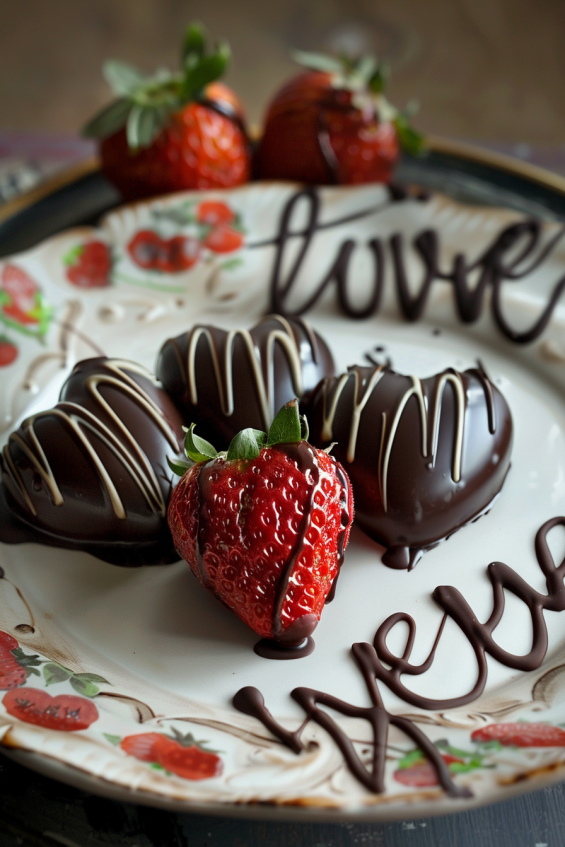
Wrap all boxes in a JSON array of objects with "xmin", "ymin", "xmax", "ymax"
[
  {"xmin": 271, "ymin": 442, "xmax": 321, "ymax": 640},
  {"xmin": 2, "ymin": 360, "xmax": 177, "ymax": 520},
  {"xmin": 380, "ymin": 376, "xmax": 428, "ymax": 513},
  {"xmin": 185, "ymin": 321, "xmax": 308, "ymax": 430},
  {"xmin": 321, "ymin": 366, "xmax": 385, "ymax": 461},
  {"xmin": 430, "ymin": 371, "xmax": 466, "ymax": 482}
]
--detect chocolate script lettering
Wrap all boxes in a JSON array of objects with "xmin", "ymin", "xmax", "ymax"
[
  {"xmin": 234, "ymin": 515, "xmax": 565, "ymax": 796},
  {"xmin": 258, "ymin": 187, "xmax": 565, "ymax": 344}
]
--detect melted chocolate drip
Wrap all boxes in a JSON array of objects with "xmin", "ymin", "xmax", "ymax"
[
  {"xmin": 263, "ymin": 187, "xmax": 565, "ymax": 344},
  {"xmin": 305, "ymin": 365, "xmax": 512, "ymax": 568},
  {"xmin": 156, "ymin": 315, "xmax": 335, "ymax": 450},
  {"xmin": 0, "ymin": 358, "xmax": 184, "ymax": 566}
]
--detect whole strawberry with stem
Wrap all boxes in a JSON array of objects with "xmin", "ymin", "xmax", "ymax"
[
  {"xmin": 83, "ymin": 22, "xmax": 251, "ymax": 201},
  {"xmin": 168, "ymin": 400, "xmax": 353, "ymax": 651},
  {"xmin": 256, "ymin": 50, "xmax": 424, "ymax": 185}
]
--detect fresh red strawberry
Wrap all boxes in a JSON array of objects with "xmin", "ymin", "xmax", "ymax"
[
  {"xmin": 83, "ymin": 23, "xmax": 250, "ymax": 201},
  {"xmin": 2, "ymin": 687, "xmax": 98, "ymax": 731},
  {"xmin": 0, "ymin": 631, "xmax": 42, "ymax": 690},
  {"xmin": 203, "ymin": 224, "xmax": 243, "ymax": 254},
  {"xmin": 256, "ymin": 51, "xmax": 424, "ymax": 185},
  {"xmin": 1, "ymin": 264, "xmax": 40, "ymax": 325},
  {"xmin": 196, "ymin": 201, "xmax": 235, "ymax": 226},
  {"xmin": 0, "ymin": 339, "xmax": 17, "ymax": 367},
  {"xmin": 121, "ymin": 729, "xmax": 222, "ymax": 780},
  {"xmin": 167, "ymin": 400, "xmax": 353, "ymax": 644},
  {"xmin": 393, "ymin": 754, "xmax": 463, "ymax": 788},
  {"xmin": 65, "ymin": 241, "xmax": 111, "ymax": 288},
  {"xmin": 471, "ymin": 722, "xmax": 565, "ymax": 747}
]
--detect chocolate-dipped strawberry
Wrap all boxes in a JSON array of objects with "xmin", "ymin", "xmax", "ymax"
[
  {"xmin": 168, "ymin": 401, "xmax": 353, "ymax": 658},
  {"xmin": 156, "ymin": 315, "xmax": 334, "ymax": 450},
  {"xmin": 305, "ymin": 364, "xmax": 513, "ymax": 570},
  {"xmin": 0, "ymin": 358, "xmax": 185, "ymax": 566}
]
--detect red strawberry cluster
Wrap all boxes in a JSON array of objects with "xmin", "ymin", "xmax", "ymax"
[
  {"xmin": 65, "ymin": 241, "xmax": 112, "ymax": 288},
  {"xmin": 127, "ymin": 201, "xmax": 244, "ymax": 274},
  {"xmin": 83, "ymin": 23, "xmax": 423, "ymax": 200},
  {"xmin": 120, "ymin": 729, "xmax": 222, "ymax": 780},
  {"xmin": 168, "ymin": 400, "xmax": 353, "ymax": 647},
  {"xmin": 0, "ymin": 264, "xmax": 52, "ymax": 366}
]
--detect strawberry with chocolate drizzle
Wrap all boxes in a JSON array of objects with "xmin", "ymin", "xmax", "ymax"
[
  {"xmin": 83, "ymin": 23, "xmax": 250, "ymax": 201},
  {"xmin": 256, "ymin": 50, "xmax": 424, "ymax": 185},
  {"xmin": 168, "ymin": 401, "xmax": 353, "ymax": 657}
]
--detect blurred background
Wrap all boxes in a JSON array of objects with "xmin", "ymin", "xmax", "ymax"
[{"xmin": 1, "ymin": 0, "xmax": 565, "ymax": 198}]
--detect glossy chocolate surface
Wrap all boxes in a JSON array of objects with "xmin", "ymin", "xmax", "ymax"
[
  {"xmin": 156, "ymin": 315, "xmax": 335, "ymax": 449},
  {"xmin": 0, "ymin": 357, "xmax": 184, "ymax": 566},
  {"xmin": 305, "ymin": 364, "xmax": 513, "ymax": 568}
]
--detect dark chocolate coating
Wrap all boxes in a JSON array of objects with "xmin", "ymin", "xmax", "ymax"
[
  {"xmin": 0, "ymin": 357, "xmax": 184, "ymax": 566},
  {"xmin": 156, "ymin": 315, "xmax": 335, "ymax": 449},
  {"xmin": 305, "ymin": 365, "xmax": 513, "ymax": 568}
]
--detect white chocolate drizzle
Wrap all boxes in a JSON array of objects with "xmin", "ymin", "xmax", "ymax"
[
  {"xmin": 185, "ymin": 315, "xmax": 316, "ymax": 429},
  {"xmin": 2, "ymin": 360, "xmax": 179, "ymax": 520},
  {"xmin": 320, "ymin": 367, "xmax": 467, "ymax": 512}
]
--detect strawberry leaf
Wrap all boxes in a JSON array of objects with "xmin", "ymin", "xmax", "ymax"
[
  {"xmin": 181, "ymin": 44, "xmax": 231, "ymax": 102},
  {"xmin": 103, "ymin": 60, "xmax": 146, "ymax": 96},
  {"xmin": 292, "ymin": 50, "xmax": 344, "ymax": 74},
  {"xmin": 43, "ymin": 663, "xmax": 72, "ymax": 686},
  {"xmin": 167, "ymin": 456, "xmax": 194, "ymax": 477},
  {"xmin": 182, "ymin": 22, "xmax": 206, "ymax": 64},
  {"xmin": 394, "ymin": 114, "xmax": 426, "ymax": 157},
  {"xmin": 227, "ymin": 428, "xmax": 266, "ymax": 461},
  {"xmin": 127, "ymin": 104, "xmax": 167, "ymax": 150},
  {"xmin": 82, "ymin": 98, "xmax": 132, "ymax": 140},
  {"xmin": 184, "ymin": 423, "xmax": 218, "ymax": 462},
  {"xmin": 73, "ymin": 673, "xmax": 109, "ymax": 684},
  {"xmin": 104, "ymin": 733, "xmax": 122, "ymax": 746},
  {"xmin": 63, "ymin": 244, "xmax": 84, "ymax": 267},
  {"xmin": 70, "ymin": 677, "xmax": 100, "ymax": 698},
  {"xmin": 267, "ymin": 400, "xmax": 302, "ymax": 446},
  {"xmin": 397, "ymin": 749, "xmax": 426, "ymax": 769}
]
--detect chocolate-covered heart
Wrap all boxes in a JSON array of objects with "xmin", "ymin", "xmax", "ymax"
[
  {"xmin": 0, "ymin": 357, "xmax": 184, "ymax": 566},
  {"xmin": 156, "ymin": 314, "xmax": 335, "ymax": 449},
  {"xmin": 305, "ymin": 364, "xmax": 513, "ymax": 569}
]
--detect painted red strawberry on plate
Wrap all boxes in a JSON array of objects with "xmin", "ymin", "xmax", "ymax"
[
  {"xmin": 256, "ymin": 50, "xmax": 424, "ymax": 185},
  {"xmin": 471, "ymin": 722, "xmax": 565, "ymax": 747},
  {"xmin": 167, "ymin": 400, "xmax": 353, "ymax": 654},
  {"xmin": 83, "ymin": 23, "xmax": 250, "ymax": 201},
  {"xmin": 65, "ymin": 241, "xmax": 112, "ymax": 288},
  {"xmin": 393, "ymin": 754, "xmax": 464, "ymax": 788},
  {"xmin": 0, "ymin": 631, "xmax": 42, "ymax": 690},
  {"xmin": 0, "ymin": 338, "xmax": 17, "ymax": 367},
  {"xmin": 196, "ymin": 201, "xmax": 235, "ymax": 226},
  {"xmin": 3, "ymin": 687, "xmax": 98, "ymax": 730},
  {"xmin": 203, "ymin": 224, "xmax": 243, "ymax": 254},
  {"xmin": 120, "ymin": 730, "xmax": 222, "ymax": 780},
  {"xmin": 1, "ymin": 264, "xmax": 40, "ymax": 325},
  {"xmin": 128, "ymin": 231, "xmax": 201, "ymax": 272}
]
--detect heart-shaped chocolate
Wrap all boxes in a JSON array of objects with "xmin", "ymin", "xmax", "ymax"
[
  {"xmin": 156, "ymin": 315, "xmax": 335, "ymax": 448},
  {"xmin": 305, "ymin": 364, "xmax": 513, "ymax": 569},
  {"xmin": 0, "ymin": 357, "xmax": 184, "ymax": 566}
]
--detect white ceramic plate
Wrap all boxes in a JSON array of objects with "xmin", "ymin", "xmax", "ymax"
[{"xmin": 2, "ymin": 181, "xmax": 565, "ymax": 820}]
